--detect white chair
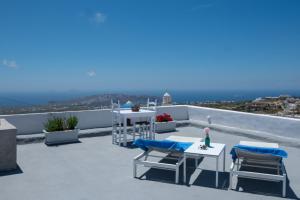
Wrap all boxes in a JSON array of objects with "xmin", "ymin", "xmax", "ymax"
[
  {"xmin": 147, "ymin": 98, "xmax": 157, "ymax": 137},
  {"xmin": 135, "ymin": 98, "xmax": 157, "ymax": 140},
  {"xmin": 229, "ymin": 141, "xmax": 287, "ymax": 197},
  {"xmin": 111, "ymin": 100, "xmax": 122, "ymax": 145},
  {"xmin": 134, "ymin": 118, "xmax": 151, "ymax": 140},
  {"xmin": 147, "ymin": 98, "xmax": 157, "ymax": 111}
]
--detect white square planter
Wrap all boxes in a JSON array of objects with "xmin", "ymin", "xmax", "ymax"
[
  {"xmin": 43, "ymin": 129, "xmax": 79, "ymax": 145},
  {"xmin": 155, "ymin": 121, "xmax": 176, "ymax": 133}
]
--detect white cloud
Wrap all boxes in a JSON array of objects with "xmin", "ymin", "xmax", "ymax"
[
  {"xmin": 92, "ymin": 12, "xmax": 106, "ymax": 24},
  {"xmin": 2, "ymin": 59, "xmax": 18, "ymax": 68},
  {"xmin": 191, "ymin": 2, "xmax": 215, "ymax": 11},
  {"xmin": 87, "ymin": 70, "xmax": 96, "ymax": 77},
  {"xmin": 81, "ymin": 10, "xmax": 106, "ymax": 24}
]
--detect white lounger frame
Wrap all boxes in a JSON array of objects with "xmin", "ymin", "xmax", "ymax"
[
  {"xmin": 133, "ymin": 148, "xmax": 184, "ymax": 184},
  {"xmin": 229, "ymin": 155, "xmax": 287, "ymax": 197}
]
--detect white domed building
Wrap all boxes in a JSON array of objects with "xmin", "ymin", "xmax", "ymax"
[{"xmin": 162, "ymin": 92, "xmax": 172, "ymax": 105}]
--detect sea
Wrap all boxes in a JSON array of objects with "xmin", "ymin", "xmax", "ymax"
[{"xmin": 0, "ymin": 90, "xmax": 300, "ymax": 107}]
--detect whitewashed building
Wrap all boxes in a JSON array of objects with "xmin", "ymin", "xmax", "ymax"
[{"xmin": 162, "ymin": 92, "xmax": 172, "ymax": 105}]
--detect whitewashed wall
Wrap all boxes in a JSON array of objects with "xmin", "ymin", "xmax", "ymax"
[
  {"xmin": 1, "ymin": 105, "xmax": 299, "ymax": 139},
  {"xmin": 1, "ymin": 110, "xmax": 112, "ymax": 135},
  {"xmin": 156, "ymin": 105, "xmax": 189, "ymax": 121},
  {"xmin": 188, "ymin": 106, "xmax": 300, "ymax": 140},
  {"xmin": 0, "ymin": 106, "xmax": 188, "ymax": 135}
]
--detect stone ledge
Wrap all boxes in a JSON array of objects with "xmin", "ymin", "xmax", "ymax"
[
  {"xmin": 18, "ymin": 119, "xmax": 300, "ymax": 148},
  {"xmin": 17, "ymin": 127, "xmax": 112, "ymax": 145},
  {"xmin": 17, "ymin": 121, "xmax": 191, "ymax": 145}
]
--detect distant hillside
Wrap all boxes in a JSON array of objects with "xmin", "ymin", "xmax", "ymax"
[
  {"xmin": 0, "ymin": 93, "xmax": 160, "ymax": 115},
  {"xmin": 48, "ymin": 93, "xmax": 160, "ymax": 107}
]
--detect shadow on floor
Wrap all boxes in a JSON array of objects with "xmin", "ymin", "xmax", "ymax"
[
  {"xmin": 137, "ymin": 158, "xmax": 203, "ymax": 184},
  {"xmin": 231, "ymin": 165, "xmax": 299, "ymax": 199},
  {"xmin": 235, "ymin": 176, "xmax": 299, "ymax": 199},
  {"xmin": 136, "ymin": 157, "xmax": 299, "ymax": 199},
  {"xmin": 116, "ymin": 141, "xmax": 138, "ymax": 149},
  {"xmin": 45, "ymin": 140, "xmax": 82, "ymax": 147},
  {"xmin": 0, "ymin": 165, "xmax": 23, "ymax": 177},
  {"xmin": 191, "ymin": 170, "xmax": 230, "ymax": 190},
  {"xmin": 156, "ymin": 129, "xmax": 180, "ymax": 134}
]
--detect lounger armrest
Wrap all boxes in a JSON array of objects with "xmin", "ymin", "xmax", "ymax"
[
  {"xmin": 134, "ymin": 151, "xmax": 148, "ymax": 160},
  {"xmin": 281, "ymin": 162, "xmax": 287, "ymax": 176},
  {"xmin": 230, "ymin": 162, "xmax": 236, "ymax": 171}
]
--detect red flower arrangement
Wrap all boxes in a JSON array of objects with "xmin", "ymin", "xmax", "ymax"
[{"xmin": 156, "ymin": 113, "xmax": 173, "ymax": 122}]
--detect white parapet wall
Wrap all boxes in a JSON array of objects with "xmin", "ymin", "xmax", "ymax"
[
  {"xmin": 188, "ymin": 105, "xmax": 300, "ymax": 141},
  {"xmin": 0, "ymin": 105, "xmax": 189, "ymax": 135},
  {"xmin": 1, "ymin": 109, "xmax": 112, "ymax": 135},
  {"xmin": 156, "ymin": 105, "xmax": 189, "ymax": 121},
  {"xmin": 1, "ymin": 105, "xmax": 300, "ymax": 142}
]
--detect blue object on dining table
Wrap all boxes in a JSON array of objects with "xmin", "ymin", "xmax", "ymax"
[{"xmin": 121, "ymin": 101, "xmax": 133, "ymax": 109}]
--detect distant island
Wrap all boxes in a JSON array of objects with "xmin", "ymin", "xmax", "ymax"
[
  {"xmin": 0, "ymin": 93, "xmax": 299, "ymax": 119},
  {"xmin": 191, "ymin": 95, "xmax": 300, "ymax": 119},
  {"xmin": 0, "ymin": 94, "xmax": 159, "ymax": 115}
]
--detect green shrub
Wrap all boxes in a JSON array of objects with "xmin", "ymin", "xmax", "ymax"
[
  {"xmin": 67, "ymin": 116, "xmax": 78, "ymax": 130},
  {"xmin": 44, "ymin": 116, "xmax": 78, "ymax": 132},
  {"xmin": 44, "ymin": 117, "xmax": 65, "ymax": 132}
]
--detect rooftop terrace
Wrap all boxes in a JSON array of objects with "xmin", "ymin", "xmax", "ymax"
[
  {"xmin": 1, "ymin": 105, "xmax": 300, "ymax": 199},
  {"xmin": 0, "ymin": 126, "xmax": 300, "ymax": 200}
]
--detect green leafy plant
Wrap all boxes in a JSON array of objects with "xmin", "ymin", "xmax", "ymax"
[
  {"xmin": 44, "ymin": 116, "xmax": 78, "ymax": 132},
  {"xmin": 67, "ymin": 116, "xmax": 78, "ymax": 130},
  {"xmin": 44, "ymin": 117, "xmax": 65, "ymax": 132}
]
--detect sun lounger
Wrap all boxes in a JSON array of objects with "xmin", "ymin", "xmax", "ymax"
[
  {"xmin": 229, "ymin": 141, "xmax": 288, "ymax": 197},
  {"xmin": 133, "ymin": 136, "xmax": 202, "ymax": 183}
]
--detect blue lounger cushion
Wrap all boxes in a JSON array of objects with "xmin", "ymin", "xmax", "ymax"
[
  {"xmin": 133, "ymin": 139, "xmax": 193, "ymax": 152},
  {"xmin": 230, "ymin": 144, "xmax": 288, "ymax": 161}
]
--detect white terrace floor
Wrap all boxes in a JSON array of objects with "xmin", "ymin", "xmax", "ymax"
[{"xmin": 1, "ymin": 126, "xmax": 300, "ymax": 200}]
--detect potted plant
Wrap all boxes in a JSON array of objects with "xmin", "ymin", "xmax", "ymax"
[
  {"xmin": 43, "ymin": 115, "xmax": 79, "ymax": 145},
  {"xmin": 155, "ymin": 113, "xmax": 176, "ymax": 133},
  {"xmin": 131, "ymin": 104, "xmax": 140, "ymax": 112}
]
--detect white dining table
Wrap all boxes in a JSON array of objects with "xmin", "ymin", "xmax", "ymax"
[{"xmin": 114, "ymin": 109, "xmax": 156, "ymax": 146}]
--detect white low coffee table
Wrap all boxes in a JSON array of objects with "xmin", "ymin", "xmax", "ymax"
[{"xmin": 183, "ymin": 142, "xmax": 226, "ymax": 188}]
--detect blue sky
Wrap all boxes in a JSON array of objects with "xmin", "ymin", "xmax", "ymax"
[{"xmin": 0, "ymin": 0, "xmax": 300, "ymax": 92}]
